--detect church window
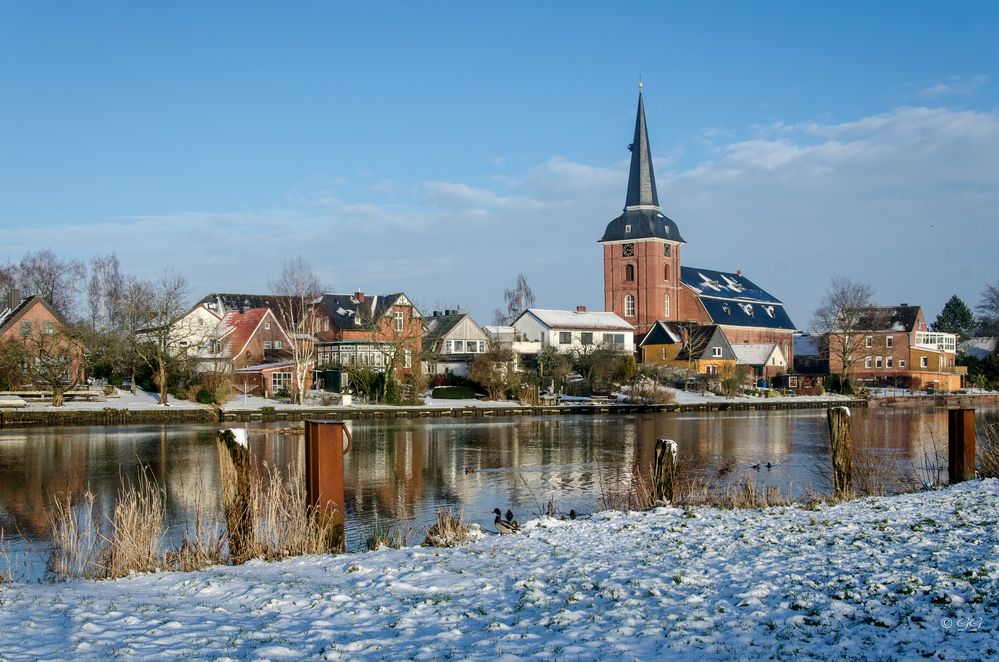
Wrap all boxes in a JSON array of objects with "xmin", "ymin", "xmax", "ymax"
[
  {"xmin": 664, "ymin": 265, "xmax": 670, "ymax": 281},
  {"xmin": 625, "ymin": 264, "xmax": 635, "ymax": 281},
  {"xmin": 664, "ymin": 244, "xmax": 671, "ymax": 257},
  {"xmin": 664, "ymin": 294, "xmax": 670, "ymax": 317},
  {"xmin": 622, "ymin": 243, "xmax": 635, "ymax": 257},
  {"xmin": 624, "ymin": 295, "xmax": 635, "ymax": 317}
]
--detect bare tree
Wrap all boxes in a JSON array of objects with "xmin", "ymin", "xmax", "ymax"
[
  {"xmin": 812, "ymin": 277, "xmax": 877, "ymax": 390},
  {"xmin": 493, "ymin": 274, "xmax": 535, "ymax": 325},
  {"xmin": 23, "ymin": 327, "xmax": 85, "ymax": 407},
  {"xmin": 469, "ymin": 342, "xmax": 520, "ymax": 400},
  {"xmin": 135, "ymin": 271, "xmax": 192, "ymax": 405},
  {"xmin": 978, "ymin": 281, "xmax": 999, "ymax": 335},
  {"xmin": 119, "ymin": 277, "xmax": 154, "ymax": 394},
  {"xmin": 87, "ymin": 253, "xmax": 124, "ymax": 331},
  {"xmin": 14, "ymin": 250, "xmax": 86, "ymax": 320},
  {"xmin": 271, "ymin": 257, "xmax": 323, "ymax": 404}
]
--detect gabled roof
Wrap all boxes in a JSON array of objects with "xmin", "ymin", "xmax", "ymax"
[
  {"xmin": 0, "ymin": 295, "xmax": 68, "ymax": 335},
  {"xmin": 318, "ymin": 292, "xmax": 421, "ymax": 329},
  {"xmin": 217, "ymin": 308, "xmax": 287, "ymax": 357},
  {"xmin": 681, "ymin": 266, "xmax": 796, "ymax": 331},
  {"xmin": 847, "ymin": 305, "xmax": 921, "ymax": 332},
  {"xmin": 423, "ymin": 313, "xmax": 469, "ymax": 340},
  {"xmin": 732, "ymin": 343, "xmax": 783, "ymax": 366},
  {"xmin": 639, "ymin": 320, "xmax": 682, "ymax": 347},
  {"xmin": 674, "ymin": 324, "xmax": 734, "ymax": 361},
  {"xmin": 198, "ymin": 293, "xmax": 296, "ymax": 314},
  {"xmin": 515, "ymin": 308, "xmax": 634, "ymax": 332}
]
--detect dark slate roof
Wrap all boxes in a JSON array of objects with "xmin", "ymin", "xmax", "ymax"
[
  {"xmin": 639, "ymin": 320, "xmax": 681, "ymax": 347},
  {"xmin": 850, "ymin": 305, "xmax": 921, "ymax": 332},
  {"xmin": 675, "ymin": 325, "xmax": 734, "ymax": 361},
  {"xmin": 600, "ymin": 208, "xmax": 686, "ymax": 243},
  {"xmin": 0, "ymin": 297, "xmax": 30, "ymax": 332},
  {"xmin": 793, "ymin": 333, "xmax": 822, "ymax": 358},
  {"xmin": 626, "ymin": 91, "xmax": 658, "ymax": 209},
  {"xmin": 318, "ymin": 293, "xmax": 418, "ymax": 329},
  {"xmin": 423, "ymin": 314, "xmax": 465, "ymax": 340},
  {"xmin": 681, "ymin": 266, "xmax": 796, "ymax": 331},
  {"xmin": 197, "ymin": 293, "xmax": 296, "ymax": 314}
]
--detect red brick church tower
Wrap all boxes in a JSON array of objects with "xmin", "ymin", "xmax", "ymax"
[{"xmin": 599, "ymin": 86, "xmax": 685, "ymax": 337}]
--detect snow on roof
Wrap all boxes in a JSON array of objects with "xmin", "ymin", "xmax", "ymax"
[
  {"xmin": 732, "ymin": 343, "xmax": 780, "ymax": 365},
  {"xmin": 959, "ymin": 336, "xmax": 998, "ymax": 360},
  {"xmin": 522, "ymin": 309, "xmax": 634, "ymax": 332},
  {"xmin": 234, "ymin": 361, "xmax": 296, "ymax": 372}
]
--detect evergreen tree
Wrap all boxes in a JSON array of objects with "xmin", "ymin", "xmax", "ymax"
[{"xmin": 932, "ymin": 295, "xmax": 976, "ymax": 339}]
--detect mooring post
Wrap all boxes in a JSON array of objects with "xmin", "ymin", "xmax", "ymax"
[
  {"xmin": 827, "ymin": 407, "xmax": 852, "ymax": 498},
  {"xmin": 653, "ymin": 438, "xmax": 678, "ymax": 504},
  {"xmin": 217, "ymin": 428, "xmax": 253, "ymax": 562},
  {"xmin": 947, "ymin": 408, "xmax": 976, "ymax": 483},
  {"xmin": 304, "ymin": 420, "xmax": 352, "ymax": 551}
]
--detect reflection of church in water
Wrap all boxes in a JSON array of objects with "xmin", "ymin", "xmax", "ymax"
[{"xmin": 599, "ymin": 86, "xmax": 797, "ymax": 369}]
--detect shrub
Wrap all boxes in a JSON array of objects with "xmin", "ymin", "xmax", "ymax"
[
  {"xmin": 423, "ymin": 509, "xmax": 477, "ymax": 548},
  {"xmin": 624, "ymin": 381, "xmax": 677, "ymax": 405},
  {"xmin": 196, "ymin": 388, "xmax": 215, "ymax": 405},
  {"xmin": 432, "ymin": 385, "xmax": 476, "ymax": 400}
]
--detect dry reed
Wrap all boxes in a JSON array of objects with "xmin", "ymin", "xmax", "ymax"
[
  {"xmin": 980, "ymin": 423, "xmax": 999, "ymax": 479},
  {"xmin": 101, "ymin": 469, "xmax": 165, "ymax": 579},
  {"xmin": 423, "ymin": 509, "xmax": 476, "ymax": 548}
]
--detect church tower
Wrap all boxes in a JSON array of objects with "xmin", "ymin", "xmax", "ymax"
[{"xmin": 599, "ymin": 86, "xmax": 685, "ymax": 337}]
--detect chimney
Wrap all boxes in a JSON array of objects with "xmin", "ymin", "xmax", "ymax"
[
  {"xmin": 355, "ymin": 290, "xmax": 365, "ymax": 303},
  {"xmin": 7, "ymin": 288, "xmax": 20, "ymax": 311},
  {"xmin": 576, "ymin": 305, "xmax": 587, "ymax": 313},
  {"xmin": 736, "ymin": 270, "xmax": 742, "ymax": 277}
]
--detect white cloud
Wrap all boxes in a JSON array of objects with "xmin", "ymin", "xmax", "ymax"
[{"xmin": 917, "ymin": 74, "xmax": 990, "ymax": 100}]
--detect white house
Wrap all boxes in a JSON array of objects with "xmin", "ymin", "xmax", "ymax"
[
  {"xmin": 423, "ymin": 310, "xmax": 490, "ymax": 377},
  {"xmin": 511, "ymin": 307, "xmax": 635, "ymax": 355}
]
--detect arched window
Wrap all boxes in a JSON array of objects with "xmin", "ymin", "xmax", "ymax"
[
  {"xmin": 664, "ymin": 265, "xmax": 670, "ymax": 281},
  {"xmin": 625, "ymin": 264, "xmax": 635, "ymax": 282},
  {"xmin": 664, "ymin": 294, "xmax": 670, "ymax": 317},
  {"xmin": 624, "ymin": 295, "xmax": 635, "ymax": 317}
]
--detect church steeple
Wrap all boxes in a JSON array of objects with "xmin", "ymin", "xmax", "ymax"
[{"xmin": 625, "ymin": 87, "xmax": 660, "ymax": 210}]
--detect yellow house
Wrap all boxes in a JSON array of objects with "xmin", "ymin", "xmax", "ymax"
[
  {"xmin": 640, "ymin": 321, "xmax": 738, "ymax": 376},
  {"xmin": 909, "ymin": 346, "xmax": 966, "ymax": 391}
]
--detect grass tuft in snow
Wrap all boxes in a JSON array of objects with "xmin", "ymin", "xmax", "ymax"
[{"xmin": 422, "ymin": 508, "xmax": 477, "ymax": 548}]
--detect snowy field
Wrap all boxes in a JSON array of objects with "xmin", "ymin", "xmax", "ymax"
[{"xmin": 1, "ymin": 481, "xmax": 995, "ymax": 660}]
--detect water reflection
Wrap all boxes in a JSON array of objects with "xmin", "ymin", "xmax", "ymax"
[{"xmin": 1, "ymin": 408, "xmax": 995, "ymax": 562}]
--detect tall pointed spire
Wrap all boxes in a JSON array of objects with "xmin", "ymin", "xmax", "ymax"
[{"xmin": 625, "ymin": 85, "xmax": 660, "ymax": 210}]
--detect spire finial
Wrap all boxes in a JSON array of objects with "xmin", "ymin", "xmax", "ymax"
[{"xmin": 639, "ymin": 74, "xmax": 643, "ymax": 92}]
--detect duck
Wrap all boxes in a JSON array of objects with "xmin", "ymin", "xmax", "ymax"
[
  {"xmin": 493, "ymin": 508, "xmax": 520, "ymax": 534},
  {"xmin": 750, "ymin": 463, "xmax": 761, "ymax": 470},
  {"xmin": 569, "ymin": 509, "xmax": 577, "ymax": 520},
  {"xmin": 505, "ymin": 509, "xmax": 516, "ymax": 524},
  {"xmin": 766, "ymin": 462, "xmax": 773, "ymax": 470}
]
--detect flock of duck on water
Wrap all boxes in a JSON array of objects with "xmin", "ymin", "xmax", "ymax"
[{"xmin": 492, "ymin": 507, "xmax": 578, "ymax": 535}]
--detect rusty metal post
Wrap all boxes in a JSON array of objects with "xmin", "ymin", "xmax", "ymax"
[
  {"xmin": 304, "ymin": 420, "xmax": 352, "ymax": 551},
  {"xmin": 948, "ymin": 408, "xmax": 976, "ymax": 483}
]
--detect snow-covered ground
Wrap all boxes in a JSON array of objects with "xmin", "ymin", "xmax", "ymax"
[
  {"xmin": 16, "ymin": 388, "xmax": 208, "ymax": 411},
  {"xmin": 1, "ymin": 481, "xmax": 995, "ymax": 660},
  {"xmin": 664, "ymin": 388, "xmax": 854, "ymax": 405}
]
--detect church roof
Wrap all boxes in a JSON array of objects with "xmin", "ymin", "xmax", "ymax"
[
  {"xmin": 681, "ymin": 266, "xmax": 796, "ymax": 331},
  {"xmin": 600, "ymin": 89, "xmax": 685, "ymax": 244}
]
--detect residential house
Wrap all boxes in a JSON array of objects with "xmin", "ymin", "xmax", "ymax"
[
  {"xmin": 0, "ymin": 291, "xmax": 83, "ymax": 388},
  {"xmin": 638, "ymin": 321, "xmax": 735, "ymax": 375},
  {"xmin": 314, "ymin": 291, "xmax": 423, "ymax": 378},
  {"xmin": 423, "ymin": 310, "xmax": 489, "ymax": 377},
  {"xmin": 511, "ymin": 307, "xmax": 634, "ymax": 356},
  {"xmin": 827, "ymin": 304, "xmax": 966, "ymax": 390},
  {"xmin": 732, "ymin": 343, "xmax": 787, "ymax": 382},
  {"xmin": 195, "ymin": 307, "xmax": 292, "ymax": 373}
]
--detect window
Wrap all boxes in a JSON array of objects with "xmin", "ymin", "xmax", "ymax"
[
  {"xmin": 664, "ymin": 244, "xmax": 672, "ymax": 257},
  {"xmin": 559, "ymin": 332, "xmax": 572, "ymax": 345},
  {"xmin": 43, "ymin": 322, "xmax": 56, "ymax": 336},
  {"xmin": 603, "ymin": 333, "xmax": 625, "ymax": 347},
  {"xmin": 875, "ymin": 356, "xmax": 883, "ymax": 369},
  {"xmin": 622, "ymin": 243, "xmax": 635, "ymax": 257},
  {"xmin": 404, "ymin": 349, "xmax": 412, "ymax": 368},
  {"xmin": 394, "ymin": 311, "xmax": 404, "ymax": 331},
  {"xmin": 920, "ymin": 356, "xmax": 928, "ymax": 368},
  {"xmin": 19, "ymin": 321, "xmax": 31, "ymax": 336},
  {"xmin": 712, "ymin": 346, "xmax": 722, "ymax": 358},
  {"xmin": 445, "ymin": 340, "xmax": 452, "ymax": 354},
  {"xmin": 865, "ymin": 357, "xmax": 873, "ymax": 369},
  {"xmin": 264, "ymin": 341, "xmax": 273, "ymax": 350},
  {"xmin": 625, "ymin": 264, "xmax": 635, "ymax": 281},
  {"xmin": 274, "ymin": 340, "xmax": 282, "ymax": 350},
  {"xmin": 886, "ymin": 336, "xmax": 893, "ymax": 348},
  {"xmin": 624, "ymin": 295, "xmax": 635, "ymax": 317},
  {"xmin": 263, "ymin": 322, "xmax": 271, "ymax": 330},
  {"xmin": 271, "ymin": 372, "xmax": 292, "ymax": 393},
  {"xmin": 624, "ymin": 224, "xmax": 632, "ymax": 233},
  {"xmin": 324, "ymin": 317, "xmax": 330, "ymax": 332},
  {"xmin": 664, "ymin": 295, "xmax": 670, "ymax": 317},
  {"xmin": 789, "ymin": 376, "xmax": 799, "ymax": 388},
  {"xmin": 478, "ymin": 341, "xmax": 485, "ymax": 352},
  {"xmin": 581, "ymin": 332, "xmax": 593, "ymax": 346},
  {"xmin": 886, "ymin": 356, "xmax": 893, "ymax": 368},
  {"xmin": 664, "ymin": 265, "xmax": 670, "ymax": 281},
  {"xmin": 865, "ymin": 336, "xmax": 873, "ymax": 348},
  {"xmin": 899, "ymin": 359, "xmax": 906, "ymax": 368},
  {"xmin": 453, "ymin": 340, "xmax": 464, "ymax": 352},
  {"xmin": 466, "ymin": 341, "xmax": 476, "ymax": 354},
  {"xmin": 662, "ymin": 347, "xmax": 668, "ymax": 359},
  {"xmin": 705, "ymin": 365, "xmax": 717, "ymax": 375}
]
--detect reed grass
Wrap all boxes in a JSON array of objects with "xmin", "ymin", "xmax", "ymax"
[
  {"xmin": 102, "ymin": 469, "xmax": 165, "ymax": 579},
  {"xmin": 979, "ymin": 422, "xmax": 999, "ymax": 479},
  {"xmin": 423, "ymin": 509, "xmax": 476, "ymax": 548}
]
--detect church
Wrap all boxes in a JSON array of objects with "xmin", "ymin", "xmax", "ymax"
[{"xmin": 599, "ymin": 87, "xmax": 797, "ymax": 370}]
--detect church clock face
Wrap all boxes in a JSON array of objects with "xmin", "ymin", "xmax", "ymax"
[{"xmin": 622, "ymin": 243, "xmax": 635, "ymax": 257}]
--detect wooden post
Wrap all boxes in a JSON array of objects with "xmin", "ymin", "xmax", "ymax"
[
  {"xmin": 305, "ymin": 420, "xmax": 352, "ymax": 551},
  {"xmin": 948, "ymin": 408, "xmax": 976, "ymax": 483},
  {"xmin": 827, "ymin": 406, "xmax": 852, "ymax": 498},
  {"xmin": 217, "ymin": 428, "xmax": 253, "ymax": 562},
  {"xmin": 653, "ymin": 439, "xmax": 678, "ymax": 504}
]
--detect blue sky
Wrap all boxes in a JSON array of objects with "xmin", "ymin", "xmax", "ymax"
[{"xmin": 2, "ymin": 2, "xmax": 998, "ymax": 326}]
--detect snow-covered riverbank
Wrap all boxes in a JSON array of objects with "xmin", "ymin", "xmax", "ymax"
[{"xmin": 1, "ymin": 481, "xmax": 996, "ymax": 660}]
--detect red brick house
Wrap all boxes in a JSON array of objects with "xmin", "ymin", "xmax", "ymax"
[
  {"xmin": 599, "ymin": 88, "xmax": 795, "ymax": 369},
  {"xmin": 314, "ymin": 291, "xmax": 422, "ymax": 379},
  {"xmin": 0, "ymin": 291, "xmax": 83, "ymax": 389}
]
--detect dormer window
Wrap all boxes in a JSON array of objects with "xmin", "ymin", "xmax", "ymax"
[
  {"xmin": 624, "ymin": 224, "xmax": 632, "ymax": 233},
  {"xmin": 740, "ymin": 303, "xmax": 754, "ymax": 317},
  {"xmin": 722, "ymin": 304, "xmax": 731, "ymax": 315}
]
